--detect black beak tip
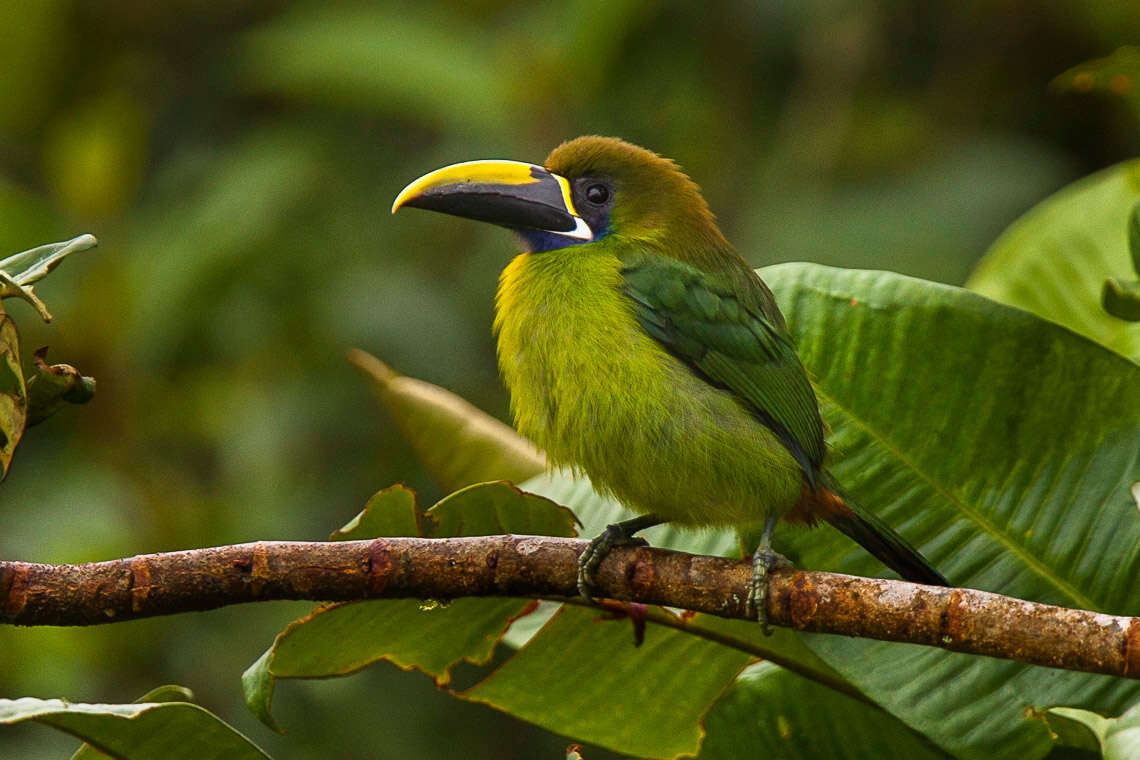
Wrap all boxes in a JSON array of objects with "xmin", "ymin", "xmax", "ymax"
[{"xmin": 404, "ymin": 186, "xmax": 576, "ymax": 233}]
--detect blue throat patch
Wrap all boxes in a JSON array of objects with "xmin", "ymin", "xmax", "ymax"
[{"xmin": 516, "ymin": 214, "xmax": 612, "ymax": 253}]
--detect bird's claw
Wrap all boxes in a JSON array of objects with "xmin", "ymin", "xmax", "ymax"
[
  {"xmin": 577, "ymin": 522, "xmax": 650, "ymax": 604},
  {"xmin": 747, "ymin": 547, "xmax": 792, "ymax": 635}
]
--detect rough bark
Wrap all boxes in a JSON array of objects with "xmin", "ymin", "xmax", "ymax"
[{"xmin": 3, "ymin": 536, "xmax": 1138, "ymax": 679}]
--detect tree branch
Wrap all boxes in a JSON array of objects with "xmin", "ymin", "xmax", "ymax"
[{"xmin": 3, "ymin": 536, "xmax": 1137, "ymax": 679}]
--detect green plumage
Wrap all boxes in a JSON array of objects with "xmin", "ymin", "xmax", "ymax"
[
  {"xmin": 621, "ymin": 258, "xmax": 825, "ymax": 485},
  {"xmin": 495, "ymin": 245, "xmax": 806, "ymax": 528}
]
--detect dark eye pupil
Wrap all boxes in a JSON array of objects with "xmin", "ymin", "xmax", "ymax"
[{"xmin": 586, "ymin": 184, "xmax": 609, "ymax": 204}]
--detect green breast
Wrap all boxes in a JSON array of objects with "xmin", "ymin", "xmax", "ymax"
[{"xmin": 493, "ymin": 248, "xmax": 804, "ymax": 526}]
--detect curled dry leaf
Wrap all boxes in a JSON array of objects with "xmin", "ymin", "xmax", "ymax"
[
  {"xmin": 347, "ymin": 348, "xmax": 545, "ymax": 489},
  {"xmin": 0, "ymin": 313, "xmax": 26, "ymax": 480},
  {"xmin": 25, "ymin": 347, "xmax": 96, "ymax": 426}
]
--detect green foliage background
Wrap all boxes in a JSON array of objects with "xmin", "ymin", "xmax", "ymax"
[{"xmin": 1, "ymin": 1, "xmax": 1139, "ymax": 757}]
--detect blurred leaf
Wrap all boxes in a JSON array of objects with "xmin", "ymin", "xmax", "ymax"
[
  {"xmin": 1047, "ymin": 704, "xmax": 1140, "ymax": 759},
  {"xmin": 0, "ymin": 182, "xmax": 61, "ymax": 256},
  {"xmin": 44, "ymin": 92, "xmax": 151, "ymax": 219},
  {"xmin": 126, "ymin": 127, "xmax": 325, "ymax": 364},
  {"xmin": 349, "ymin": 349, "xmax": 545, "ymax": 491},
  {"xmin": 1052, "ymin": 47, "xmax": 1140, "ymax": 110},
  {"xmin": 70, "ymin": 686, "xmax": 195, "ymax": 759},
  {"xmin": 237, "ymin": 5, "xmax": 510, "ymax": 130},
  {"xmin": 967, "ymin": 159, "xmax": 1140, "ymax": 361},
  {"xmin": 0, "ymin": 0, "xmax": 72, "ymax": 134},
  {"xmin": 505, "ymin": 0, "xmax": 650, "ymax": 101},
  {"xmin": 245, "ymin": 481, "xmax": 574, "ymax": 731},
  {"xmin": 26, "ymin": 347, "xmax": 95, "ymax": 426},
  {"xmin": 329, "ymin": 483, "xmax": 421, "ymax": 541},
  {"xmin": 0, "ymin": 312, "xmax": 26, "ymax": 482},
  {"xmin": 0, "ymin": 694, "xmax": 269, "ymax": 760},
  {"xmin": 0, "ymin": 234, "xmax": 96, "ymax": 322},
  {"xmin": 744, "ymin": 138, "xmax": 1072, "ymax": 285},
  {"xmin": 463, "ymin": 604, "xmax": 752, "ymax": 760},
  {"xmin": 696, "ymin": 662, "xmax": 949, "ymax": 759}
]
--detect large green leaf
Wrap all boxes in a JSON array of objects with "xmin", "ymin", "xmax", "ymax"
[
  {"xmin": 464, "ymin": 604, "xmax": 753, "ymax": 759},
  {"xmin": 759, "ymin": 263, "xmax": 1140, "ymax": 759},
  {"xmin": 966, "ymin": 159, "xmax": 1140, "ymax": 361},
  {"xmin": 244, "ymin": 481, "xmax": 574, "ymax": 731},
  {"xmin": 697, "ymin": 663, "xmax": 949, "ymax": 759},
  {"xmin": 0, "ymin": 690, "xmax": 269, "ymax": 760}
]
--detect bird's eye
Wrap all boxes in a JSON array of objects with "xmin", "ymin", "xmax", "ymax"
[{"xmin": 585, "ymin": 184, "xmax": 610, "ymax": 205}]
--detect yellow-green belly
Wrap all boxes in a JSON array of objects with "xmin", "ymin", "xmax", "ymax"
[{"xmin": 494, "ymin": 250, "xmax": 804, "ymax": 527}]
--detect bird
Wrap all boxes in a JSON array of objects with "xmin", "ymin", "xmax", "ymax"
[{"xmin": 392, "ymin": 136, "xmax": 949, "ymax": 630}]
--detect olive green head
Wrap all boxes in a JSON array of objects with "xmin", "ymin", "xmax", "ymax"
[
  {"xmin": 393, "ymin": 136, "xmax": 729, "ymax": 255},
  {"xmin": 540, "ymin": 136, "xmax": 727, "ymax": 251}
]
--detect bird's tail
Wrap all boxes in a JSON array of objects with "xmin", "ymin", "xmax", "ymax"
[{"xmin": 802, "ymin": 473, "xmax": 949, "ymax": 587}]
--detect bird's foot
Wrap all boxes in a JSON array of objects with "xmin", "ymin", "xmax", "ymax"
[
  {"xmin": 746, "ymin": 547, "xmax": 792, "ymax": 636},
  {"xmin": 577, "ymin": 515, "xmax": 660, "ymax": 603}
]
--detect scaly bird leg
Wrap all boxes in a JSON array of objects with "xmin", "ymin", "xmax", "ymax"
[
  {"xmin": 578, "ymin": 513, "xmax": 664, "ymax": 603},
  {"xmin": 747, "ymin": 515, "xmax": 792, "ymax": 635}
]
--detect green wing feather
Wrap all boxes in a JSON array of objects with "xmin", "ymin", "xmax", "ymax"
[
  {"xmin": 622, "ymin": 257, "xmax": 949, "ymax": 586},
  {"xmin": 621, "ymin": 256, "xmax": 826, "ymax": 483}
]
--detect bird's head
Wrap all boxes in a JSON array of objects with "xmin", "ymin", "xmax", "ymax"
[{"xmin": 392, "ymin": 136, "xmax": 728, "ymax": 255}]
